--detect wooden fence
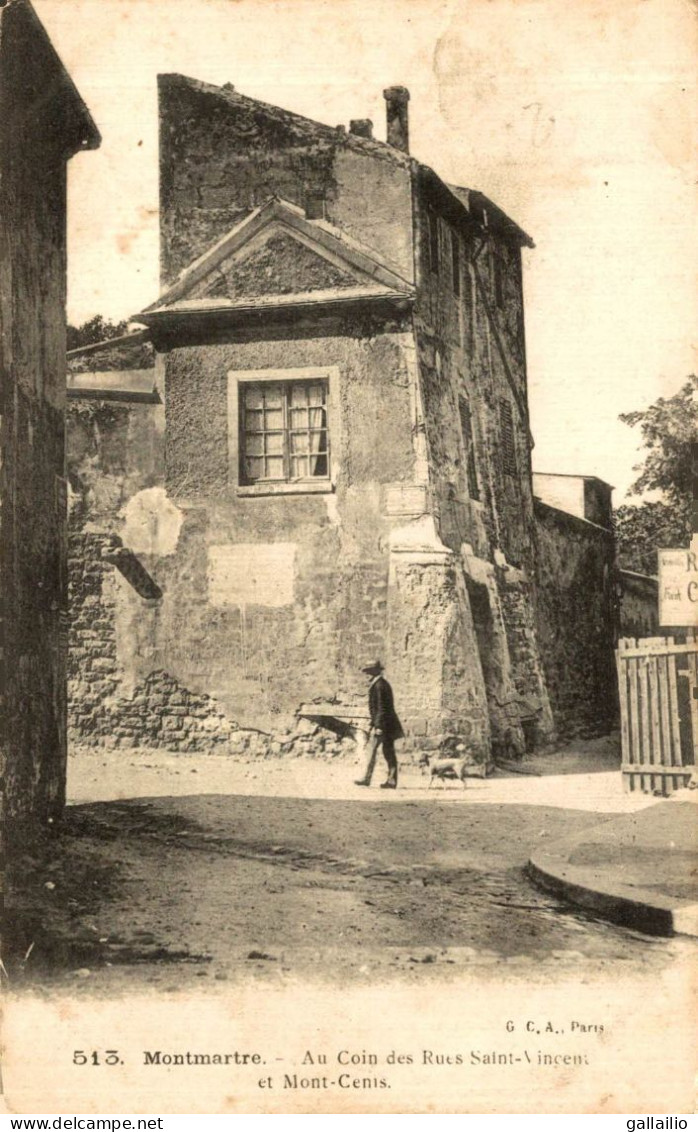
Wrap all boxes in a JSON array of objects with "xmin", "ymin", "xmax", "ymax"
[{"xmin": 616, "ymin": 633, "xmax": 697, "ymax": 794}]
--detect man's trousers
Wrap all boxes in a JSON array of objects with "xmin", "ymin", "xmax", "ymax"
[{"xmin": 360, "ymin": 730, "xmax": 398, "ymax": 785}]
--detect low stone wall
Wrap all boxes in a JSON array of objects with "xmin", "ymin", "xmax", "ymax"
[{"xmin": 67, "ymin": 531, "xmax": 121, "ymax": 743}]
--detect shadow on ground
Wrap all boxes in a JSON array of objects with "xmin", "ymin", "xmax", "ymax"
[{"xmin": 4, "ymin": 792, "xmax": 687, "ymax": 996}]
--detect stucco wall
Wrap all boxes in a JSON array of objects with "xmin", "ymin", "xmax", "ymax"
[
  {"xmin": 534, "ymin": 500, "xmax": 618, "ymax": 738},
  {"xmin": 148, "ymin": 328, "xmax": 416, "ymax": 730},
  {"xmin": 66, "ymin": 325, "xmax": 435, "ymax": 742}
]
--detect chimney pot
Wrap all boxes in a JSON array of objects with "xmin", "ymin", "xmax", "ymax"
[
  {"xmin": 383, "ymin": 86, "xmax": 410, "ymax": 153},
  {"xmin": 349, "ymin": 119, "xmax": 373, "ymax": 140}
]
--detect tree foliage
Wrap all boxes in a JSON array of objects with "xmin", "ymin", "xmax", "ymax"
[
  {"xmin": 67, "ymin": 315, "xmax": 130, "ymax": 352},
  {"xmin": 614, "ymin": 500, "xmax": 690, "ymax": 576},
  {"xmin": 620, "ymin": 375, "xmax": 697, "ymax": 504},
  {"xmin": 615, "ymin": 376, "xmax": 696, "ymax": 574},
  {"xmin": 67, "ymin": 315, "xmax": 153, "ymax": 373}
]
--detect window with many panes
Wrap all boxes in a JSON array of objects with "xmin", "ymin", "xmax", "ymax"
[{"xmin": 240, "ymin": 379, "xmax": 330, "ymax": 485}]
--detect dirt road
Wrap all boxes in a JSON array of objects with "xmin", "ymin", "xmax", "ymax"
[{"xmin": 8, "ymin": 779, "xmax": 693, "ymax": 997}]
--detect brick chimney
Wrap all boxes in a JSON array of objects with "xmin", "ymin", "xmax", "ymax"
[
  {"xmin": 349, "ymin": 119, "xmax": 373, "ymax": 140},
  {"xmin": 383, "ymin": 86, "xmax": 410, "ymax": 153}
]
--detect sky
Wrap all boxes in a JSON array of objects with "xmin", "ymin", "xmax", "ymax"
[{"xmin": 36, "ymin": 0, "xmax": 698, "ymax": 501}]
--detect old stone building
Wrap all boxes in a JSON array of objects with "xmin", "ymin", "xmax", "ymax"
[
  {"xmin": 0, "ymin": 0, "xmax": 100, "ymax": 839},
  {"xmin": 66, "ymin": 76, "xmax": 619, "ymax": 763}
]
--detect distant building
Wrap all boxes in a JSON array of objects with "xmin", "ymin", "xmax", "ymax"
[
  {"xmin": 66, "ymin": 77, "xmax": 620, "ymax": 761},
  {"xmin": 533, "ymin": 473, "xmax": 613, "ymax": 531},
  {"xmin": 0, "ymin": 0, "xmax": 100, "ymax": 838}
]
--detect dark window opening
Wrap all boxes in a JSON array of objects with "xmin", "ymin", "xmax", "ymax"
[
  {"xmin": 451, "ymin": 230, "xmax": 460, "ymax": 295},
  {"xmin": 492, "ymin": 243, "xmax": 506, "ymax": 308},
  {"xmin": 458, "ymin": 397, "xmax": 480, "ymax": 501},
  {"xmin": 499, "ymin": 399, "xmax": 517, "ymax": 476},
  {"xmin": 462, "ymin": 258, "xmax": 473, "ymax": 323},
  {"xmin": 428, "ymin": 209, "xmax": 439, "ymax": 273},
  {"xmin": 304, "ymin": 192, "xmax": 326, "ymax": 220},
  {"xmin": 240, "ymin": 380, "xmax": 330, "ymax": 485}
]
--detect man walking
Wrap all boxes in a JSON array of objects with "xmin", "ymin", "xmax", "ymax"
[{"xmin": 355, "ymin": 661, "xmax": 403, "ymax": 789}]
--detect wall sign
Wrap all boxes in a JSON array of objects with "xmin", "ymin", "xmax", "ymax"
[{"xmin": 658, "ymin": 546, "xmax": 698, "ymax": 627}]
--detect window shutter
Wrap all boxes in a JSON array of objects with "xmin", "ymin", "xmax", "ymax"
[{"xmin": 499, "ymin": 399, "xmax": 517, "ymax": 476}]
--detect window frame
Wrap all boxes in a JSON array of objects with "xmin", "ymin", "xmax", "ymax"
[{"xmin": 228, "ymin": 366, "xmax": 339, "ymax": 496}]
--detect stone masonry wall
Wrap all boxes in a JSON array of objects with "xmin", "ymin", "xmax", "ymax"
[
  {"xmin": 158, "ymin": 74, "xmax": 413, "ymax": 288},
  {"xmin": 67, "ymin": 530, "xmax": 120, "ymax": 741},
  {"xmin": 67, "ymin": 528, "xmax": 243, "ymax": 750},
  {"xmin": 619, "ymin": 570, "xmax": 659, "ymax": 639},
  {"xmin": 534, "ymin": 500, "xmax": 618, "ymax": 739},
  {"xmin": 0, "ymin": 0, "xmax": 97, "ymax": 839},
  {"xmin": 386, "ymin": 527, "xmax": 491, "ymax": 765},
  {"xmin": 409, "ymin": 175, "xmax": 555, "ymax": 750},
  {"xmin": 497, "ymin": 575, "xmax": 556, "ymax": 747}
]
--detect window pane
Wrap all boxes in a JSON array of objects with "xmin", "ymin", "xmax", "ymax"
[
  {"xmin": 263, "ymin": 385, "xmax": 283, "ymax": 408},
  {"xmin": 239, "ymin": 378, "xmax": 331, "ymax": 487},
  {"xmin": 290, "ymin": 456, "xmax": 308, "ymax": 479},
  {"xmin": 307, "ymin": 384, "xmax": 326, "ymax": 406},
  {"xmin": 244, "ymin": 387, "xmax": 263, "ymax": 410},
  {"xmin": 245, "ymin": 434, "xmax": 263, "ymax": 456},
  {"xmin": 245, "ymin": 456, "xmax": 263, "ymax": 481},
  {"xmin": 265, "ymin": 432, "xmax": 284, "ymax": 455},
  {"xmin": 309, "ymin": 430, "xmax": 327, "ymax": 454},
  {"xmin": 290, "ymin": 408, "xmax": 309, "ymax": 428},
  {"xmin": 310, "ymin": 452, "xmax": 329, "ymax": 477},
  {"xmin": 264, "ymin": 456, "xmax": 285, "ymax": 479},
  {"xmin": 290, "ymin": 384, "xmax": 309, "ymax": 407},
  {"xmin": 290, "ymin": 432, "xmax": 309, "ymax": 454}
]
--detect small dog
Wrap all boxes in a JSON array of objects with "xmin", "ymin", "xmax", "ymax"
[{"xmin": 422, "ymin": 753, "xmax": 469, "ymax": 789}]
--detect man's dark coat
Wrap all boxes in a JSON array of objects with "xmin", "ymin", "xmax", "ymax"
[{"xmin": 369, "ymin": 675, "xmax": 404, "ymax": 740}]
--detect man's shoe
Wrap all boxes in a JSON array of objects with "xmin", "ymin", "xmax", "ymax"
[
  {"xmin": 354, "ymin": 779, "xmax": 371, "ymax": 787},
  {"xmin": 380, "ymin": 780, "xmax": 397, "ymax": 789}
]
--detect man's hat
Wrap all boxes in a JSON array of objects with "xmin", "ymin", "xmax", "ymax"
[{"xmin": 361, "ymin": 659, "xmax": 384, "ymax": 675}]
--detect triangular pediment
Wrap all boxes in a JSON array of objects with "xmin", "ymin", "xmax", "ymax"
[
  {"xmin": 141, "ymin": 198, "xmax": 414, "ymax": 317},
  {"xmin": 192, "ymin": 227, "xmax": 363, "ymax": 302}
]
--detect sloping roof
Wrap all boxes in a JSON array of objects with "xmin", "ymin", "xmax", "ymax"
[
  {"xmin": 159, "ymin": 73, "xmax": 411, "ymax": 170},
  {"xmin": 0, "ymin": 0, "xmax": 100, "ymax": 156},
  {"xmin": 68, "ymin": 329, "xmax": 155, "ymax": 373},
  {"xmin": 161, "ymin": 74, "xmax": 532, "ymax": 250},
  {"xmin": 533, "ymin": 471, "xmax": 615, "ymax": 490},
  {"xmin": 447, "ymin": 185, "xmax": 534, "ymax": 249}
]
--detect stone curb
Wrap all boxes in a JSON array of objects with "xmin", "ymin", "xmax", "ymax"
[{"xmin": 528, "ymin": 833, "xmax": 698, "ymax": 939}]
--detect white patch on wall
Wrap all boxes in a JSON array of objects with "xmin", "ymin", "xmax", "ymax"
[
  {"xmin": 120, "ymin": 487, "xmax": 183, "ymax": 556},
  {"xmin": 208, "ymin": 543, "xmax": 297, "ymax": 607},
  {"xmin": 384, "ymin": 483, "xmax": 428, "ymax": 518}
]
